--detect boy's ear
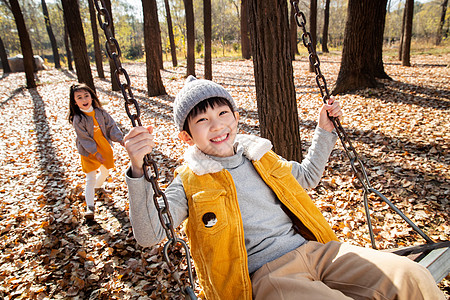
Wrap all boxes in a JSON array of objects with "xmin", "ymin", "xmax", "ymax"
[
  {"xmin": 178, "ymin": 131, "xmax": 195, "ymax": 146},
  {"xmin": 234, "ymin": 111, "xmax": 240, "ymax": 121}
]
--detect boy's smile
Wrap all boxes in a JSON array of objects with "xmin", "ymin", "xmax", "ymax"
[
  {"xmin": 179, "ymin": 104, "xmax": 239, "ymax": 157},
  {"xmin": 74, "ymin": 90, "xmax": 93, "ymax": 110}
]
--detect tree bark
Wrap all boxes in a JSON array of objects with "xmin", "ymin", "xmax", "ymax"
[
  {"xmin": 150, "ymin": 1, "xmax": 163, "ymax": 70},
  {"xmin": 204, "ymin": 0, "xmax": 212, "ymax": 79},
  {"xmin": 8, "ymin": 0, "xmax": 36, "ymax": 88},
  {"xmin": 61, "ymin": 0, "xmax": 95, "ymax": 92},
  {"xmin": 401, "ymin": 0, "xmax": 414, "ymax": 67},
  {"xmin": 163, "ymin": 0, "xmax": 177, "ymax": 67},
  {"xmin": 332, "ymin": 0, "xmax": 389, "ymax": 95},
  {"xmin": 87, "ymin": 0, "xmax": 105, "ymax": 78},
  {"xmin": 309, "ymin": 0, "xmax": 317, "ymax": 72},
  {"xmin": 184, "ymin": 0, "xmax": 196, "ymax": 76},
  {"xmin": 322, "ymin": 0, "xmax": 330, "ymax": 53},
  {"xmin": 290, "ymin": 6, "xmax": 299, "ymax": 60},
  {"xmin": 240, "ymin": 0, "xmax": 251, "ymax": 59},
  {"xmin": 0, "ymin": 35, "xmax": 11, "ymax": 73},
  {"xmin": 62, "ymin": 12, "xmax": 73, "ymax": 71},
  {"xmin": 398, "ymin": 5, "xmax": 406, "ymax": 60},
  {"xmin": 41, "ymin": 0, "xmax": 60, "ymax": 68},
  {"xmin": 248, "ymin": 0, "xmax": 302, "ymax": 162},
  {"xmin": 373, "ymin": 0, "xmax": 391, "ymax": 80},
  {"xmin": 142, "ymin": 0, "xmax": 166, "ymax": 96},
  {"xmin": 436, "ymin": 0, "xmax": 448, "ymax": 45}
]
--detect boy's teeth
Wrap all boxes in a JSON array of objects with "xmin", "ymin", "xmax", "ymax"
[{"xmin": 211, "ymin": 135, "xmax": 227, "ymax": 142}]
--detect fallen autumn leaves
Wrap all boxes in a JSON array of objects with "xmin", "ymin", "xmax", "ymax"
[{"xmin": 0, "ymin": 53, "xmax": 448, "ymax": 299}]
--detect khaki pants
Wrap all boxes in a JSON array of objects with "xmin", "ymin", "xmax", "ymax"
[{"xmin": 252, "ymin": 241, "xmax": 445, "ymax": 300}]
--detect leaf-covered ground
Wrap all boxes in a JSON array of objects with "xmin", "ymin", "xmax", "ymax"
[{"xmin": 0, "ymin": 53, "xmax": 449, "ymax": 299}]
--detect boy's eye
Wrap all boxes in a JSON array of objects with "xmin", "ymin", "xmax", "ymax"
[
  {"xmin": 219, "ymin": 111, "xmax": 229, "ymax": 116},
  {"xmin": 196, "ymin": 117, "xmax": 207, "ymax": 123}
]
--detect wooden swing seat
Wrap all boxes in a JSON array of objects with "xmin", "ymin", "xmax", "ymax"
[{"xmin": 386, "ymin": 241, "xmax": 450, "ymax": 283}]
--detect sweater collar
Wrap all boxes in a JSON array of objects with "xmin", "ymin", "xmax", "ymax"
[
  {"xmin": 80, "ymin": 106, "xmax": 94, "ymax": 113},
  {"xmin": 183, "ymin": 134, "xmax": 273, "ymax": 176}
]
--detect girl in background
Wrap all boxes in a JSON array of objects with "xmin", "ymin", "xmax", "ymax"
[{"xmin": 68, "ymin": 83, "xmax": 124, "ymax": 220}]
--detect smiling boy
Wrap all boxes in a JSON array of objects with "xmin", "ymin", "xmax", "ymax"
[{"xmin": 123, "ymin": 76, "xmax": 443, "ymax": 300}]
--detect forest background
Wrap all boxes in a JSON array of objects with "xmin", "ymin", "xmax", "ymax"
[
  {"xmin": 1, "ymin": 0, "xmax": 449, "ymax": 65},
  {"xmin": 0, "ymin": 0, "xmax": 449, "ymax": 298}
]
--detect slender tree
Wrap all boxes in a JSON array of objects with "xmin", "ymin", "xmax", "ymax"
[
  {"xmin": 290, "ymin": 6, "xmax": 299, "ymax": 60},
  {"xmin": 8, "ymin": 0, "xmax": 36, "ymax": 88},
  {"xmin": 248, "ymin": 0, "xmax": 302, "ymax": 162},
  {"xmin": 240, "ymin": 0, "xmax": 251, "ymax": 59},
  {"xmin": 204, "ymin": 0, "xmax": 212, "ymax": 79},
  {"xmin": 184, "ymin": 0, "xmax": 196, "ymax": 76},
  {"xmin": 435, "ymin": 0, "xmax": 448, "ymax": 45},
  {"xmin": 61, "ymin": 0, "xmax": 95, "ymax": 91},
  {"xmin": 57, "ymin": 3, "xmax": 73, "ymax": 70},
  {"xmin": 309, "ymin": 0, "xmax": 317, "ymax": 72},
  {"xmin": 163, "ymin": 0, "xmax": 177, "ymax": 67},
  {"xmin": 142, "ymin": 0, "xmax": 166, "ymax": 96},
  {"xmin": 87, "ymin": 0, "xmax": 105, "ymax": 78},
  {"xmin": 401, "ymin": 0, "xmax": 414, "ymax": 67},
  {"xmin": 332, "ymin": 0, "xmax": 389, "ymax": 94},
  {"xmin": 62, "ymin": 12, "xmax": 73, "ymax": 71},
  {"xmin": 0, "ymin": 35, "xmax": 11, "ymax": 74},
  {"xmin": 322, "ymin": 0, "xmax": 330, "ymax": 53},
  {"xmin": 41, "ymin": 0, "xmax": 60, "ymax": 68},
  {"xmin": 398, "ymin": 5, "xmax": 406, "ymax": 60}
]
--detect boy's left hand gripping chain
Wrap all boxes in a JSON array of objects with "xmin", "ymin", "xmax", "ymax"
[{"xmin": 93, "ymin": 0, "xmax": 197, "ymax": 298}]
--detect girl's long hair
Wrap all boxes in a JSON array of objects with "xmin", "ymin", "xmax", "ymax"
[{"xmin": 68, "ymin": 83, "xmax": 102, "ymax": 124}]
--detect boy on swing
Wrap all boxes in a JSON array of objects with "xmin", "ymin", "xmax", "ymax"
[{"xmin": 124, "ymin": 76, "xmax": 444, "ymax": 300}]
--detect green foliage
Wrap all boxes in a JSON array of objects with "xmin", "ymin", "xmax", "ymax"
[{"xmin": 124, "ymin": 43, "xmax": 143, "ymax": 60}]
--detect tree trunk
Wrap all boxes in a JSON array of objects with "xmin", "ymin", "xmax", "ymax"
[
  {"xmin": 401, "ymin": 0, "xmax": 414, "ymax": 67},
  {"xmin": 87, "ymin": 0, "xmax": 105, "ymax": 78},
  {"xmin": 435, "ymin": 0, "xmax": 448, "ymax": 45},
  {"xmin": 41, "ymin": 0, "xmax": 60, "ymax": 69},
  {"xmin": 163, "ymin": 0, "xmax": 177, "ymax": 67},
  {"xmin": 322, "ymin": 0, "xmax": 330, "ymax": 53},
  {"xmin": 332, "ymin": 0, "xmax": 389, "ymax": 95},
  {"xmin": 184, "ymin": 0, "xmax": 196, "ymax": 76},
  {"xmin": 63, "ymin": 14, "xmax": 73, "ymax": 71},
  {"xmin": 373, "ymin": 0, "xmax": 391, "ymax": 80},
  {"xmin": 103, "ymin": 0, "xmax": 119, "ymax": 91},
  {"xmin": 248, "ymin": 0, "xmax": 302, "ymax": 162},
  {"xmin": 61, "ymin": 0, "xmax": 95, "ymax": 92},
  {"xmin": 142, "ymin": 0, "xmax": 166, "ymax": 96},
  {"xmin": 309, "ymin": 0, "xmax": 317, "ymax": 72},
  {"xmin": 290, "ymin": 6, "xmax": 299, "ymax": 60},
  {"xmin": 204, "ymin": 0, "xmax": 212, "ymax": 79},
  {"xmin": 240, "ymin": 0, "xmax": 251, "ymax": 59},
  {"xmin": 9, "ymin": 0, "xmax": 36, "ymax": 88},
  {"xmin": 149, "ymin": 1, "xmax": 163, "ymax": 70},
  {"xmin": 398, "ymin": 6, "xmax": 406, "ymax": 60},
  {"xmin": 0, "ymin": 35, "xmax": 11, "ymax": 73}
]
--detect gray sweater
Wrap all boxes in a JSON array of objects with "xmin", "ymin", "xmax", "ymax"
[
  {"xmin": 126, "ymin": 127, "xmax": 337, "ymax": 273},
  {"xmin": 72, "ymin": 107, "xmax": 123, "ymax": 157}
]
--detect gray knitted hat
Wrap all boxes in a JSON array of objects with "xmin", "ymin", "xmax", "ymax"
[{"xmin": 173, "ymin": 75, "xmax": 237, "ymax": 131}]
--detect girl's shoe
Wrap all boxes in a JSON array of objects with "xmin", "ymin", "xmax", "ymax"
[{"xmin": 85, "ymin": 205, "xmax": 95, "ymax": 220}]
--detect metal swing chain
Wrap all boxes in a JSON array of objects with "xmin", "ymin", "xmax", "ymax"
[
  {"xmin": 290, "ymin": 1, "xmax": 433, "ymax": 249},
  {"xmin": 93, "ymin": 1, "xmax": 197, "ymax": 298}
]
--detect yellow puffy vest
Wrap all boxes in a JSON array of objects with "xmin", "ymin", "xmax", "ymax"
[{"xmin": 176, "ymin": 150, "xmax": 338, "ymax": 300}]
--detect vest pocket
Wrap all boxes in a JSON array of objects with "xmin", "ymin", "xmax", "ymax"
[{"xmin": 191, "ymin": 189, "xmax": 228, "ymax": 235}]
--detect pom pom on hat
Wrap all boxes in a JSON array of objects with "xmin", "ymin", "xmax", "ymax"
[{"xmin": 173, "ymin": 75, "xmax": 237, "ymax": 131}]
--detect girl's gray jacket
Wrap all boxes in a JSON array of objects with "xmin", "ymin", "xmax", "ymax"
[{"xmin": 72, "ymin": 108, "xmax": 124, "ymax": 157}]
